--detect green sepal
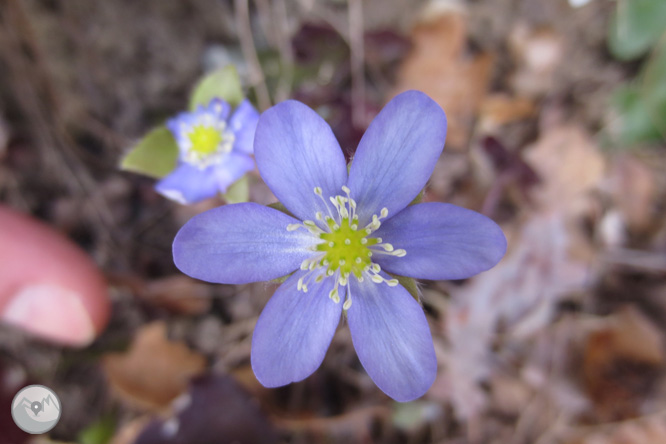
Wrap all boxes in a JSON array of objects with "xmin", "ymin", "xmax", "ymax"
[
  {"xmin": 269, "ymin": 271, "xmax": 292, "ymax": 285},
  {"xmin": 267, "ymin": 201, "xmax": 295, "ymax": 217},
  {"xmin": 409, "ymin": 188, "xmax": 425, "ymax": 206},
  {"xmin": 120, "ymin": 126, "xmax": 179, "ymax": 179},
  {"xmin": 608, "ymin": 0, "xmax": 666, "ymax": 61},
  {"xmin": 390, "ymin": 273, "xmax": 420, "ymax": 302},
  {"xmin": 222, "ymin": 175, "xmax": 250, "ymax": 204},
  {"xmin": 189, "ymin": 65, "xmax": 244, "ymax": 110}
]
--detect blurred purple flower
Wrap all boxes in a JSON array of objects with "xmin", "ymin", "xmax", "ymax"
[
  {"xmin": 156, "ymin": 98, "xmax": 259, "ymax": 204},
  {"xmin": 172, "ymin": 91, "xmax": 506, "ymax": 401}
]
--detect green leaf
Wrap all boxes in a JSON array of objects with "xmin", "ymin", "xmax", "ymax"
[
  {"xmin": 640, "ymin": 36, "xmax": 666, "ymax": 137},
  {"xmin": 189, "ymin": 65, "xmax": 244, "ymax": 110},
  {"xmin": 78, "ymin": 416, "xmax": 115, "ymax": 444},
  {"xmin": 608, "ymin": 0, "xmax": 666, "ymax": 61},
  {"xmin": 120, "ymin": 126, "xmax": 179, "ymax": 179},
  {"xmin": 222, "ymin": 175, "xmax": 250, "ymax": 204},
  {"xmin": 612, "ymin": 84, "xmax": 663, "ymax": 145}
]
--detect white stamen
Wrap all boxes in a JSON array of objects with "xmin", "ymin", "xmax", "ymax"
[{"xmin": 287, "ymin": 185, "xmax": 409, "ymax": 299}]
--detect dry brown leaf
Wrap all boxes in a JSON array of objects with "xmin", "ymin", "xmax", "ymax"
[
  {"xmin": 393, "ymin": 2, "xmax": 493, "ymax": 149},
  {"xmin": 509, "ymin": 24, "xmax": 564, "ymax": 97},
  {"xmin": 142, "ymin": 275, "xmax": 212, "ymax": 315},
  {"xmin": 608, "ymin": 155, "xmax": 658, "ymax": 234},
  {"xmin": 488, "ymin": 374, "xmax": 532, "ymax": 417},
  {"xmin": 583, "ymin": 307, "xmax": 664, "ymax": 420},
  {"xmin": 103, "ymin": 322, "xmax": 206, "ymax": 411},
  {"xmin": 524, "ymin": 125, "xmax": 605, "ymax": 210},
  {"xmin": 565, "ymin": 414, "xmax": 666, "ymax": 444},
  {"xmin": 479, "ymin": 94, "xmax": 536, "ymax": 132}
]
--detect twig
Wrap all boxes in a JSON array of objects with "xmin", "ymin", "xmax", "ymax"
[
  {"xmin": 272, "ymin": 0, "xmax": 295, "ymax": 102},
  {"xmin": 233, "ymin": 0, "xmax": 271, "ymax": 110},
  {"xmin": 348, "ymin": 0, "xmax": 366, "ymax": 128},
  {"xmin": 602, "ymin": 248, "xmax": 666, "ymax": 273}
]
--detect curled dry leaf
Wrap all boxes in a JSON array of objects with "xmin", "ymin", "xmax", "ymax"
[
  {"xmin": 479, "ymin": 94, "xmax": 537, "ymax": 133},
  {"xmin": 103, "ymin": 322, "xmax": 206, "ymax": 411},
  {"xmin": 488, "ymin": 374, "xmax": 533, "ymax": 418},
  {"xmin": 393, "ymin": 1, "xmax": 492, "ymax": 149},
  {"xmin": 607, "ymin": 155, "xmax": 658, "ymax": 235},
  {"xmin": 142, "ymin": 275, "xmax": 212, "ymax": 315},
  {"xmin": 509, "ymin": 24, "xmax": 564, "ymax": 97},
  {"xmin": 524, "ymin": 125, "xmax": 605, "ymax": 211},
  {"xmin": 583, "ymin": 306, "xmax": 664, "ymax": 420},
  {"xmin": 108, "ymin": 273, "xmax": 212, "ymax": 315}
]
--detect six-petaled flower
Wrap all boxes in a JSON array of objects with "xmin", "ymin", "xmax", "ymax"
[
  {"xmin": 172, "ymin": 90, "xmax": 507, "ymax": 401},
  {"xmin": 156, "ymin": 98, "xmax": 259, "ymax": 204}
]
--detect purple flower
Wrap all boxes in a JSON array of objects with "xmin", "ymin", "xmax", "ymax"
[
  {"xmin": 173, "ymin": 91, "xmax": 506, "ymax": 401},
  {"xmin": 156, "ymin": 98, "xmax": 259, "ymax": 204}
]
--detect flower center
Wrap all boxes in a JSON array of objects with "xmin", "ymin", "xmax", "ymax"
[
  {"xmin": 286, "ymin": 186, "xmax": 406, "ymax": 310},
  {"xmin": 316, "ymin": 216, "xmax": 377, "ymax": 279},
  {"xmin": 188, "ymin": 125, "xmax": 224, "ymax": 156},
  {"xmin": 182, "ymin": 121, "xmax": 235, "ymax": 168}
]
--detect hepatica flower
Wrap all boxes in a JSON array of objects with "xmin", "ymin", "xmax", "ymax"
[
  {"xmin": 156, "ymin": 98, "xmax": 259, "ymax": 204},
  {"xmin": 173, "ymin": 91, "xmax": 506, "ymax": 401}
]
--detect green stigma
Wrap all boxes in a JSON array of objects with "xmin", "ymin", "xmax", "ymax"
[
  {"xmin": 289, "ymin": 186, "xmax": 407, "ymax": 308},
  {"xmin": 188, "ymin": 125, "xmax": 223, "ymax": 156},
  {"xmin": 316, "ymin": 216, "xmax": 379, "ymax": 279}
]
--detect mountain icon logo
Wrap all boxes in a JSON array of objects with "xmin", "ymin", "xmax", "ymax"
[{"xmin": 11, "ymin": 385, "xmax": 62, "ymax": 434}]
